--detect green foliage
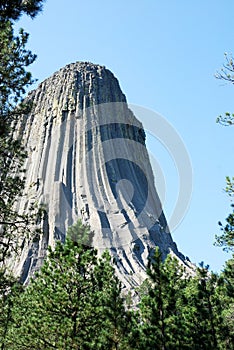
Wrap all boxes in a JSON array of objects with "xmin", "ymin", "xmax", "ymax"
[
  {"xmin": 222, "ymin": 257, "xmax": 234, "ymax": 298},
  {"xmin": 215, "ymin": 54, "xmax": 234, "ymax": 347},
  {"xmin": 0, "ymin": 231, "xmax": 233, "ymax": 349},
  {"xmin": 67, "ymin": 219, "xmax": 94, "ymax": 247},
  {"xmin": 0, "ymin": 270, "xmax": 23, "ymax": 350},
  {"xmin": 215, "ymin": 205, "xmax": 234, "ymax": 252},
  {"xmin": 4, "ymin": 222, "xmax": 135, "ymax": 349},
  {"xmin": 220, "ymin": 257, "xmax": 234, "ymax": 346},
  {"xmin": 214, "ymin": 176, "xmax": 234, "ymax": 252},
  {"xmin": 0, "ymin": 5, "xmax": 42, "ymax": 264},
  {"xmin": 215, "ymin": 53, "xmax": 234, "ymax": 126},
  {"xmin": 0, "ymin": 135, "xmax": 29, "ymax": 263},
  {"xmin": 137, "ymin": 250, "xmax": 234, "ymax": 349},
  {"xmin": 183, "ymin": 263, "xmax": 229, "ymax": 349},
  {"xmin": 0, "ymin": 20, "xmax": 36, "ymax": 116},
  {"xmin": 225, "ymin": 176, "xmax": 234, "ymax": 197},
  {"xmin": 0, "ymin": 0, "xmax": 45, "ymax": 22},
  {"xmin": 138, "ymin": 248, "xmax": 189, "ymax": 349},
  {"xmin": 0, "ymin": 6, "xmax": 44, "ymax": 350}
]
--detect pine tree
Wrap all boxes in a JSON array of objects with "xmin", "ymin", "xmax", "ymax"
[
  {"xmin": 93, "ymin": 250, "xmax": 137, "ymax": 350},
  {"xmin": 0, "ymin": 1, "xmax": 45, "ymax": 266},
  {"xmin": 5, "ymin": 221, "xmax": 135, "ymax": 349},
  {"xmin": 138, "ymin": 248, "xmax": 190, "ymax": 350},
  {"xmin": 219, "ymin": 257, "xmax": 234, "ymax": 348},
  {"xmin": 0, "ymin": 4, "xmax": 44, "ymax": 348},
  {"xmin": 183, "ymin": 263, "xmax": 228, "ymax": 349},
  {"xmin": 0, "ymin": 271, "xmax": 22, "ymax": 350},
  {"xmin": 0, "ymin": 0, "xmax": 45, "ymax": 21},
  {"xmin": 215, "ymin": 205, "xmax": 234, "ymax": 253}
]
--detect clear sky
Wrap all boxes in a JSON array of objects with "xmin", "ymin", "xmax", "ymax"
[{"xmin": 16, "ymin": 0, "xmax": 234, "ymax": 271}]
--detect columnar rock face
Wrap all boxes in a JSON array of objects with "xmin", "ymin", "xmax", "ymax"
[{"xmin": 14, "ymin": 62, "xmax": 185, "ymax": 286}]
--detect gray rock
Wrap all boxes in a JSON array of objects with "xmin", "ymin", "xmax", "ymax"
[{"xmin": 12, "ymin": 62, "xmax": 188, "ymax": 286}]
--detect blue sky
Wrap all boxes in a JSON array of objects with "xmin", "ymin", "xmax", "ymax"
[{"xmin": 17, "ymin": 0, "xmax": 234, "ymax": 271}]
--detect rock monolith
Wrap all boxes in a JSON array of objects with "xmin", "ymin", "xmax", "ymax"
[{"xmin": 13, "ymin": 62, "xmax": 186, "ymax": 287}]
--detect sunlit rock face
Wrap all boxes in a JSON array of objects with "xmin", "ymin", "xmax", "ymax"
[{"xmin": 14, "ymin": 62, "xmax": 185, "ymax": 286}]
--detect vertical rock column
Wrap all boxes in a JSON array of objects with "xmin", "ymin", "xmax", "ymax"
[{"xmin": 14, "ymin": 62, "xmax": 184, "ymax": 286}]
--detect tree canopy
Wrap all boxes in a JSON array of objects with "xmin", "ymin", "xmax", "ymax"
[
  {"xmin": 0, "ymin": 0, "xmax": 45, "ymax": 21},
  {"xmin": 3, "ymin": 222, "xmax": 136, "ymax": 350},
  {"xmin": 1, "ymin": 231, "xmax": 233, "ymax": 349}
]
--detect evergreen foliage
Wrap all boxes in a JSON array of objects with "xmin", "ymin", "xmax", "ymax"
[
  {"xmin": 0, "ymin": 271, "xmax": 22, "ymax": 350},
  {"xmin": 183, "ymin": 263, "xmax": 229, "ymax": 349},
  {"xmin": 0, "ymin": 0, "xmax": 44, "ymax": 265},
  {"xmin": 219, "ymin": 258, "xmax": 234, "ymax": 347},
  {"xmin": 4, "ymin": 221, "xmax": 135, "ymax": 349},
  {"xmin": 137, "ymin": 250, "xmax": 233, "ymax": 349},
  {"xmin": 214, "ymin": 62, "xmax": 234, "ymax": 348},
  {"xmin": 0, "ymin": 0, "xmax": 45, "ymax": 22},
  {"xmin": 0, "ymin": 220, "xmax": 233, "ymax": 349},
  {"xmin": 0, "ymin": 5, "xmax": 44, "ymax": 350},
  {"xmin": 215, "ymin": 207, "xmax": 234, "ymax": 252},
  {"xmin": 138, "ymin": 248, "xmax": 188, "ymax": 349}
]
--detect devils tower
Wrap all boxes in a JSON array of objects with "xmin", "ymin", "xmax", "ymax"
[{"xmin": 13, "ymin": 62, "xmax": 185, "ymax": 286}]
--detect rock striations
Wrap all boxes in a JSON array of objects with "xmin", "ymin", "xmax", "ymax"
[{"xmin": 13, "ymin": 62, "xmax": 186, "ymax": 287}]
